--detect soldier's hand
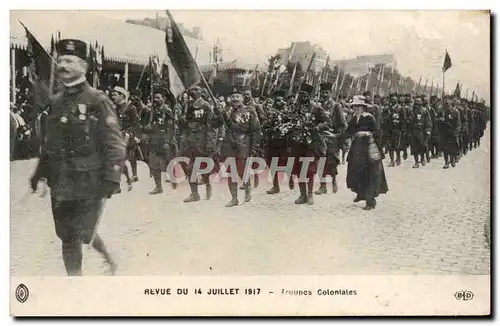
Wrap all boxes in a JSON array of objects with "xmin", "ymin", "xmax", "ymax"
[{"xmin": 102, "ymin": 180, "xmax": 120, "ymax": 198}]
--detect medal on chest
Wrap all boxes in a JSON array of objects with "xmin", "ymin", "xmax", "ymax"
[
  {"xmin": 193, "ymin": 108, "xmax": 204, "ymax": 119},
  {"xmin": 234, "ymin": 112, "xmax": 250, "ymax": 124}
]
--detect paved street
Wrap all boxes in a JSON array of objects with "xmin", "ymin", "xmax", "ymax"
[{"xmin": 10, "ymin": 127, "xmax": 490, "ymax": 276}]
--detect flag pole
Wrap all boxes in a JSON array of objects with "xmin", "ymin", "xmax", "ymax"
[
  {"xmin": 48, "ymin": 49, "xmax": 56, "ymax": 97},
  {"xmin": 11, "ymin": 47, "xmax": 16, "ymax": 104}
]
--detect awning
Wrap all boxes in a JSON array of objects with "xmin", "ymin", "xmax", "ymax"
[{"xmin": 10, "ymin": 10, "xmax": 212, "ymax": 66}]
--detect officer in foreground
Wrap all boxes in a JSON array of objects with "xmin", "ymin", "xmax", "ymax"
[{"xmin": 29, "ymin": 39, "xmax": 126, "ymax": 276}]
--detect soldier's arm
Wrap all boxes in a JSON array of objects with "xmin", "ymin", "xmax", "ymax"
[
  {"xmin": 425, "ymin": 110, "xmax": 432, "ymax": 134},
  {"xmin": 165, "ymin": 106, "xmax": 177, "ymax": 144},
  {"xmin": 94, "ymin": 94, "xmax": 127, "ymax": 184},
  {"xmin": 315, "ymin": 106, "xmax": 332, "ymax": 131},
  {"xmin": 130, "ymin": 107, "xmax": 142, "ymax": 136},
  {"xmin": 249, "ymin": 109, "xmax": 262, "ymax": 153},
  {"xmin": 334, "ymin": 104, "xmax": 347, "ymax": 135}
]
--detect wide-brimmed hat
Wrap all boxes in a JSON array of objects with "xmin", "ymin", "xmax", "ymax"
[
  {"xmin": 113, "ymin": 86, "xmax": 129, "ymax": 97},
  {"xmin": 347, "ymin": 95, "xmax": 373, "ymax": 108}
]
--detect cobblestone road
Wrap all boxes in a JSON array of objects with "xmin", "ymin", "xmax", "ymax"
[{"xmin": 10, "ymin": 126, "xmax": 490, "ymax": 276}]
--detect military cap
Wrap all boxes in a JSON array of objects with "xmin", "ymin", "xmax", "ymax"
[
  {"xmin": 299, "ymin": 83, "xmax": 314, "ymax": 94},
  {"xmin": 230, "ymin": 86, "xmax": 243, "ymax": 95},
  {"xmin": 319, "ymin": 82, "xmax": 333, "ymax": 91},
  {"xmin": 374, "ymin": 94, "xmax": 381, "ymax": 99},
  {"xmin": 362, "ymin": 90, "xmax": 372, "ymax": 98},
  {"xmin": 430, "ymin": 95, "xmax": 438, "ymax": 99},
  {"xmin": 273, "ymin": 90, "xmax": 286, "ymax": 98},
  {"xmin": 404, "ymin": 93, "xmax": 411, "ymax": 97},
  {"xmin": 56, "ymin": 39, "xmax": 88, "ymax": 60},
  {"xmin": 389, "ymin": 92, "xmax": 398, "ymax": 97}
]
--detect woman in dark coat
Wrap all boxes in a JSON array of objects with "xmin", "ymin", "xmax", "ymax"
[
  {"xmin": 345, "ymin": 96, "xmax": 388, "ymax": 210},
  {"xmin": 220, "ymin": 88, "xmax": 261, "ymax": 207}
]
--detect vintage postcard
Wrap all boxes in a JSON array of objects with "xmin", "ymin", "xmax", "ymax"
[{"xmin": 9, "ymin": 9, "xmax": 490, "ymax": 316}]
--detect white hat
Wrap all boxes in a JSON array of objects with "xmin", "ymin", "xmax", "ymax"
[
  {"xmin": 113, "ymin": 86, "xmax": 129, "ymax": 97},
  {"xmin": 348, "ymin": 95, "xmax": 372, "ymax": 108}
]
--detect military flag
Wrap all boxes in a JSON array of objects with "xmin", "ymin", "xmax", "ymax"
[
  {"xmin": 442, "ymin": 50, "xmax": 452, "ymax": 72},
  {"xmin": 164, "ymin": 10, "xmax": 203, "ymax": 97},
  {"xmin": 21, "ymin": 22, "xmax": 57, "ymax": 109}
]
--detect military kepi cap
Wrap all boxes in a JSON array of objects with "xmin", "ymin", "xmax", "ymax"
[
  {"xmin": 56, "ymin": 39, "xmax": 88, "ymax": 60},
  {"xmin": 273, "ymin": 90, "xmax": 286, "ymax": 98},
  {"xmin": 299, "ymin": 83, "xmax": 314, "ymax": 94},
  {"xmin": 319, "ymin": 82, "xmax": 333, "ymax": 91}
]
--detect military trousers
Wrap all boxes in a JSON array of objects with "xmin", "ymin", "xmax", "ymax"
[{"xmin": 51, "ymin": 196, "xmax": 103, "ymax": 244}]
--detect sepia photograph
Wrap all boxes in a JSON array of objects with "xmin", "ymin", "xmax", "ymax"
[{"xmin": 8, "ymin": 7, "xmax": 491, "ymax": 316}]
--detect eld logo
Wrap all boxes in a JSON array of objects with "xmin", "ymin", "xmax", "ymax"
[
  {"xmin": 454, "ymin": 290, "xmax": 474, "ymax": 301},
  {"xmin": 15, "ymin": 284, "xmax": 29, "ymax": 303}
]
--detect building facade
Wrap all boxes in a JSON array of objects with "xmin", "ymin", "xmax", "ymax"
[
  {"xmin": 332, "ymin": 54, "xmax": 397, "ymax": 77},
  {"xmin": 277, "ymin": 41, "xmax": 329, "ymax": 73}
]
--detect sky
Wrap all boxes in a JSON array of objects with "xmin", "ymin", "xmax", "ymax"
[{"xmin": 86, "ymin": 10, "xmax": 491, "ymax": 101}]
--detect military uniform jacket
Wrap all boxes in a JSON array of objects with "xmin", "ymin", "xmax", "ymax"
[
  {"xmin": 36, "ymin": 82, "xmax": 126, "ymax": 201},
  {"xmin": 290, "ymin": 102, "xmax": 332, "ymax": 157},
  {"xmin": 179, "ymin": 97, "xmax": 218, "ymax": 156},
  {"xmin": 382, "ymin": 103, "xmax": 407, "ymax": 134},
  {"xmin": 146, "ymin": 103, "xmax": 176, "ymax": 153},
  {"xmin": 459, "ymin": 106, "xmax": 470, "ymax": 133},
  {"xmin": 408, "ymin": 106, "xmax": 432, "ymax": 142},
  {"xmin": 116, "ymin": 102, "xmax": 142, "ymax": 137},
  {"xmin": 437, "ymin": 107, "xmax": 461, "ymax": 139},
  {"xmin": 322, "ymin": 99, "xmax": 347, "ymax": 156},
  {"xmin": 220, "ymin": 105, "xmax": 261, "ymax": 159}
]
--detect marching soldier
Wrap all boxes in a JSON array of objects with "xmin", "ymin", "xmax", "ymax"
[
  {"xmin": 408, "ymin": 95, "xmax": 432, "ymax": 168},
  {"xmin": 437, "ymin": 95, "xmax": 461, "ymax": 169},
  {"xmin": 29, "ymin": 39, "xmax": 126, "ymax": 276},
  {"xmin": 289, "ymin": 83, "xmax": 332, "ymax": 205},
  {"xmin": 420, "ymin": 94, "xmax": 433, "ymax": 164},
  {"xmin": 428, "ymin": 95, "xmax": 441, "ymax": 158},
  {"xmin": 178, "ymin": 86, "xmax": 220, "ymax": 202},
  {"xmin": 264, "ymin": 89, "xmax": 292, "ymax": 194},
  {"xmin": 145, "ymin": 91, "xmax": 177, "ymax": 194},
  {"xmin": 315, "ymin": 82, "xmax": 347, "ymax": 195},
  {"xmin": 242, "ymin": 87, "xmax": 266, "ymax": 189},
  {"xmin": 220, "ymin": 87, "xmax": 262, "ymax": 207},
  {"xmin": 111, "ymin": 86, "xmax": 143, "ymax": 186},
  {"xmin": 458, "ymin": 97, "xmax": 471, "ymax": 157},
  {"xmin": 382, "ymin": 92, "xmax": 407, "ymax": 167},
  {"xmin": 401, "ymin": 93, "xmax": 413, "ymax": 160}
]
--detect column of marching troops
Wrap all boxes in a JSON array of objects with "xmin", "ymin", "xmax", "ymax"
[
  {"xmin": 103, "ymin": 81, "xmax": 489, "ymax": 206},
  {"xmin": 28, "ymin": 38, "xmax": 489, "ymax": 275}
]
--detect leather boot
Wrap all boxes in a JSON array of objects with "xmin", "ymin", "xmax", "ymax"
[
  {"xmin": 314, "ymin": 182, "xmax": 327, "ymax": 195},
  {"xmin": 149, "ymin": 173, "xmax": 163, "ymax": 194},
  {"xmin": 266, "ymin": 174, "xmax": 280, "ymax": 194},
  {"xmin": 332, "ymin": 179, "xmax": 338, "ymax": 194},
  {"xmin": 253, "ymin": 174, "xmax": 259, "ymax": 188},
  {"xmin": 206, "ymin": 182, "xmax": 212, "ymax": 200},
  {"xmin": 226, "ymin": 182, "xmax": 239, "ymax": 207},
  {"xmin": 294, "ymin": 182, "xmax": 308, "ymax": 204},
  {"xmin": 307, "ymin": 178, "xmax": 314, "ymax": 205},
  {"xmin": 184, "ymin": 183, "xmax": 200, "ymax": 202},
  {"xmin": 245, "ymin": 186, "xmax": 252, "ymax": 203}
]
